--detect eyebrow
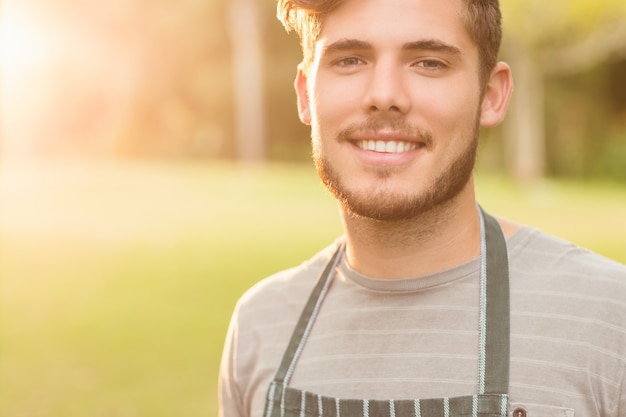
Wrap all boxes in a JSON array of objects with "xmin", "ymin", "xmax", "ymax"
[
  {"xmin": 322, "ymin": 38, "xmax": 462, "ymax": 56},
  {"xmin": 403, "ymin": 39, "xmax": 461, "ymax": 56},
  {"xmin": 322, "ymin": 39, "xmax": 372, "ymax": 54}
]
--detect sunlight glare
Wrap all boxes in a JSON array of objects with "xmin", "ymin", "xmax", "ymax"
[
  {"xmin": 1, "ymin": 4, "xmax": 142, "ymax": 160},
  {"xmin": 1, "ymin": 12, "xmax": 53, "ymax": 73},
  {"xmin": 1, "ymin": 6, "xmax": 62, "ymax": 159}
]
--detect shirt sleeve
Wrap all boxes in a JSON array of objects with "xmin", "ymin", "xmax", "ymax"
[{"xmin": 218, "ymin": 308, "xmax": 246, "ymax": 417}]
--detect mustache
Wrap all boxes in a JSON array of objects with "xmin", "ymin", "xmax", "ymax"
[{"xmin": 337, "ymin": 117, "xmax": 433, "ymax": 147}]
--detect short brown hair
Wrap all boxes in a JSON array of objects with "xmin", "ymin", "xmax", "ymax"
[{"xmin": 277, "ymin": 0, "xmax": 502, "ymax": 86}]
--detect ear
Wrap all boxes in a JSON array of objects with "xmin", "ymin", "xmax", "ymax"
[
  {"xmin": 479, "ymin": 62, "xmax": 513, "ymax": 128},
  {"xmin": 295, "ymin": 66, "xmax": 312, "ymax": 125}
]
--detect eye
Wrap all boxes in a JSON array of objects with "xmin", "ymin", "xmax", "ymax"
[
  {"xmin": 413, "ymin": 59, "xmax": 447, "ymax": 71},
  {"xmin": 333, "ymin": 56, "xmax": 365, "ymax": 68}
]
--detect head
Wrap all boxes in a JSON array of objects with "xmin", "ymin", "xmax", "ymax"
[
  {"xmin": 279, "ymin": 0, "xmax": 512, "ymax": 222},
  {"xmin": 278, "ymin": 0, "xmax": 502, "ymax": 88}
]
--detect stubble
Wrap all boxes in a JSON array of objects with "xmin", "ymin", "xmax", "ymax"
[{"xmin": 312, "ymin": 116, "xmax": 480, "ymax": 222}]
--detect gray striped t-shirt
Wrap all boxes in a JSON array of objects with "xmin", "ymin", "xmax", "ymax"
[{"xmin": 219, "ymin": 226, "xmax": 626, "ymax": 417}]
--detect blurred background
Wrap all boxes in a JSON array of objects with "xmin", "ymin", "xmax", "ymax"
[
  {"xmin": 1, "ymin": 0, "xmax": 625, "ymax": 416},
  {"xmin": 2, "ymin": 0, "xmax": 626, "ymax": 175}
]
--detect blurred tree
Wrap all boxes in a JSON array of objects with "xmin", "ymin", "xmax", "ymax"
[
  {"xmin": 501, "ymin": 0, "xmax": 626, "ymax": 180},
  {"xmin": 1, "ymin": 0, "xmax": 234, "ymax": 159},
  {"xmin": 262, "ymin": 0, "xmax": 312, "ymax": 161},
  {"xmin": 114, "ymin": 0, "xmax": 233, "ymax": 158},
  {"xmin": 228, "ymin": 0, "xmax": 265, "ymax": 162}
]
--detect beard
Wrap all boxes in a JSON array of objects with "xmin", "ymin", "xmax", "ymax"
[{"xmin": 312, "ymin": 116, "xmax": 480, "ymax": 222}]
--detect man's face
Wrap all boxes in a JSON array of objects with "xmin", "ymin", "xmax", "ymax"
[{"xmin": 296, "ymin": 0, "xmax": 498, "ymax": 221}]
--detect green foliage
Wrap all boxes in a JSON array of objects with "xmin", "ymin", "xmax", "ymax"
[
  {"xmin": 501, "ymin": 0, "xmax": 626, "ymax": 47},
  {"xmin": 542, "ymin": 59, "xmax": 626, "ymax": 179},
  {"xmin": 594, "ymin": 135, "xmax": 626, "ymax": 181}
]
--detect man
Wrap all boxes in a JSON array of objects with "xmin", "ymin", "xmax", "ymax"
[{"xmin": 219, "ymin": 0, "xmax": 626, "ymax": 416}]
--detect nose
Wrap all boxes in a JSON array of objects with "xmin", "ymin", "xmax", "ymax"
[{"xmin": 363, "ymin": 58, "xmax": 411, "ymax": 115}]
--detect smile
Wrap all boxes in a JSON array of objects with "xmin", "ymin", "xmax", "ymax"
[{"xmin": 354, "ymin": 140, "xmax": 421, "ymax": 153}]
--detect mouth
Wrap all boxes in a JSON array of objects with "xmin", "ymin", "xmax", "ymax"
[{"xmin": 354, "ymin": 140, "xmax": 423, "ymax": 154}]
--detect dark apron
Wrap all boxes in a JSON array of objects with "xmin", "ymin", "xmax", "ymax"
[{"xmin": 264, "ymin": 207, "xmax": 510, "ymax": 417}]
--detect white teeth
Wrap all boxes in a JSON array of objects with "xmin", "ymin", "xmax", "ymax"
[{"xmin": 357, "ymin": 140, "xmax": 417, "ymax": 153}]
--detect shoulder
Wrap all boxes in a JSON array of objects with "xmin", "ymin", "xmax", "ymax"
[
  {"xmin": 507, "ymin": 225, "xmax": 626, "ymax": 333},
  {"xmin": 508, "ymin": 225, "xmax": 626, "ymax": 281},
  {"xmin": 507, "ymin": 226, "xmax": 626, "ymax": 324},
  {"xmin": 219, "ymin": 240, "xmax": 343, "ymax": 417},
  {"xmin": 233, "ymin": 239, "xmax": 344, "ymax": 323}
]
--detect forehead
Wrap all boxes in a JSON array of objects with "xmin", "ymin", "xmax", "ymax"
[{"xmin": 317, "ymin": 0, "xmax": 474, "ymax": 53}]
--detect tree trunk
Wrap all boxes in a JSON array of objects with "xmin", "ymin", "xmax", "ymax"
[
  {"xmin": 504, "ymin": 42, "xmax": 546, "ymax": 181},
  {"xmin": 228, "ymin": 0, "xmax": 265, "ymax": 162}
]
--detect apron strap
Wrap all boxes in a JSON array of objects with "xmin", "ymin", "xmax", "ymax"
[
  {"xmin": 272, "ymin": 243, "xmax": 345, "ymax": 385},
  {"xmin": 479, "ymin": 207, "xmax": 510, "ymax": 395}
]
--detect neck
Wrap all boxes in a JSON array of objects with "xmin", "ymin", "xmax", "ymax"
[{"xmin": 341, "ymin": 186, "xmax": 481, "ymax": 279}]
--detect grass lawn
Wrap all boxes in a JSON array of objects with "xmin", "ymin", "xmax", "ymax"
[{"xmin": 1, "ymin": 158, "xmax": 624, "ymax": 417}]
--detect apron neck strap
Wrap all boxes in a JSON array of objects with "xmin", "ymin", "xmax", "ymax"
[
  {"xmin": 273, "ymin": 244, "xmax": 344, "ymax": 386},
  {"xmin": 478, "ymin": 206, "xmax": 510, "ymax": 395}
]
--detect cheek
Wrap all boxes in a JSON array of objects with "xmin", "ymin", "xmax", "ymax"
[
  {"xmin": 310, "ymin": 92, "xmax": 353, "ymax": 138},
  {"xmin": 310, "ymin": 72, "xmax": 366, "ymax": 119},
  {"xmin": 416, "ymin": 84, "xmax": 480, "ymax": 134}
]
